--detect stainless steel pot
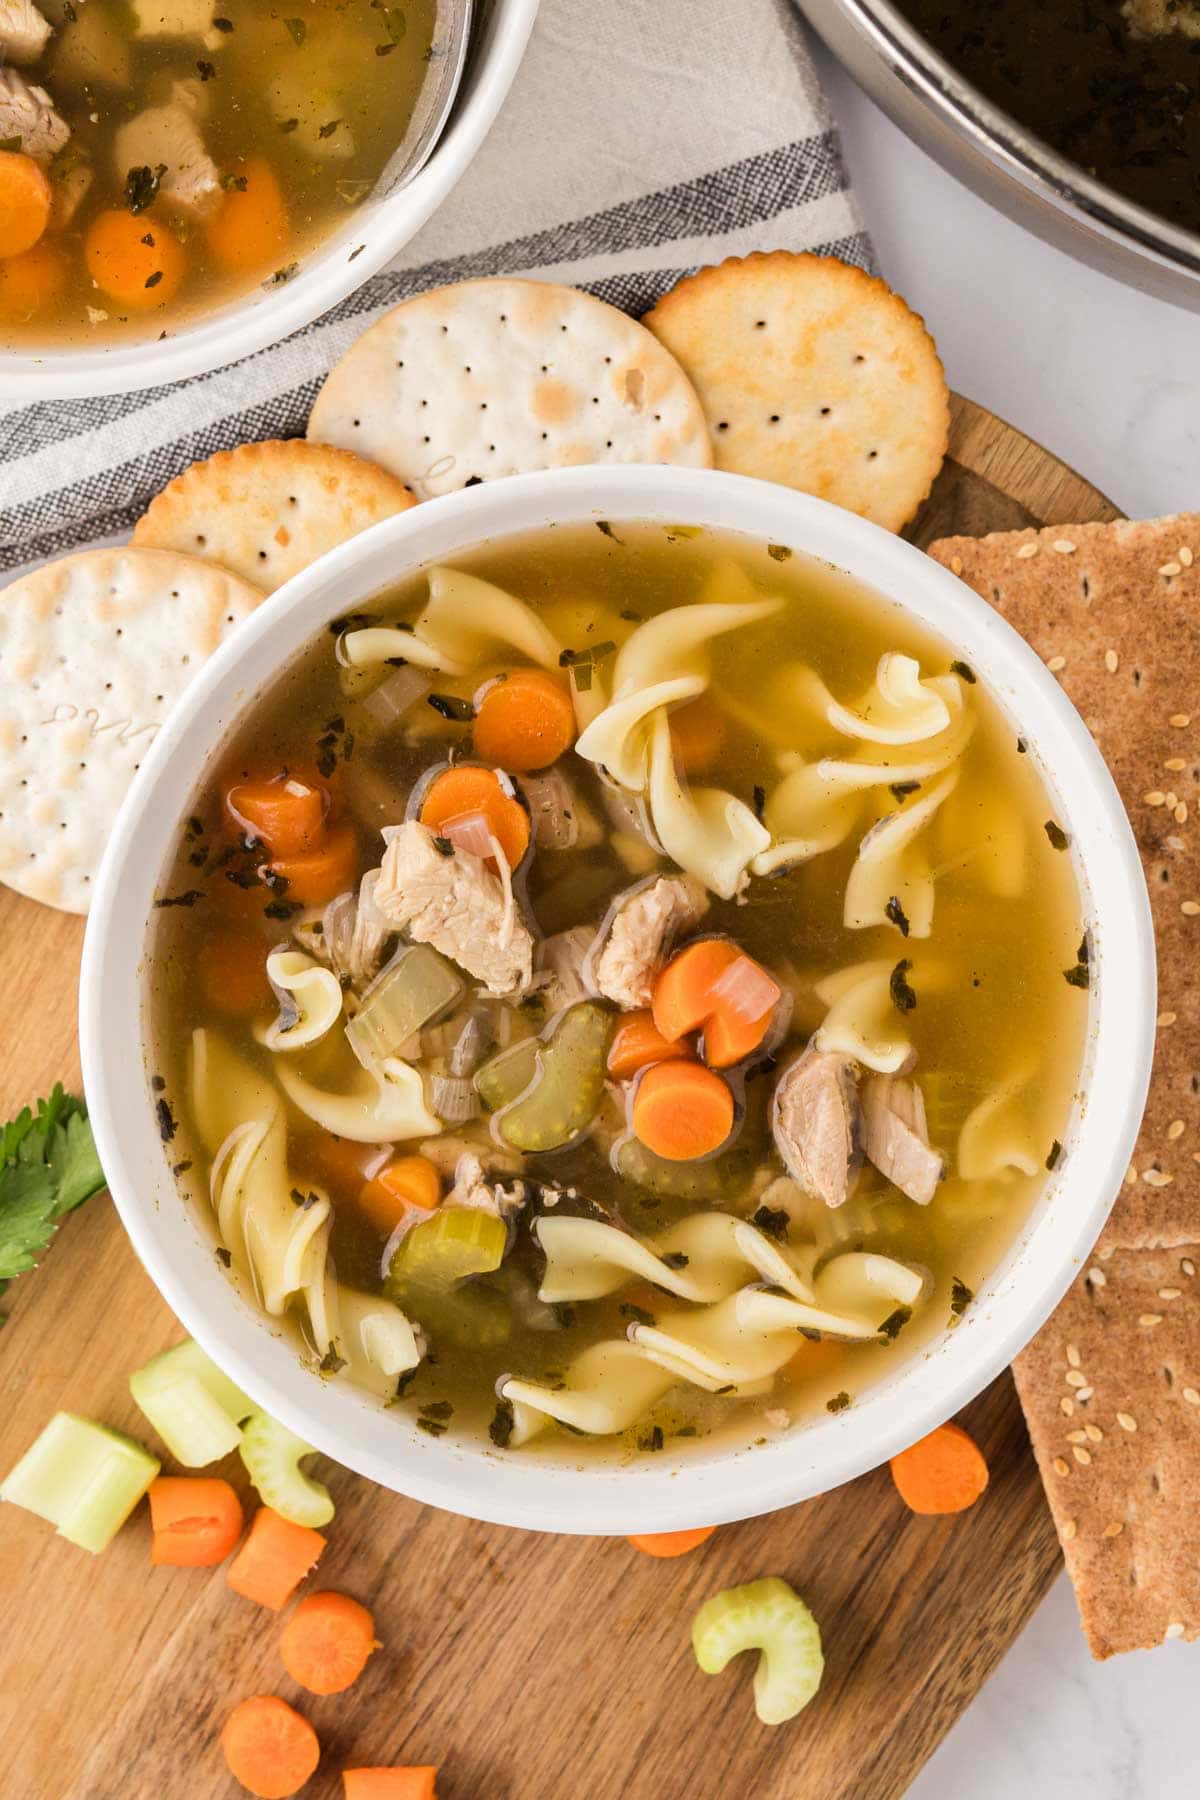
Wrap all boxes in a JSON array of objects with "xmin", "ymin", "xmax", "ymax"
[{"xmin": 799, "ymin": 0, "xmax": 1200, "ymax": 311}]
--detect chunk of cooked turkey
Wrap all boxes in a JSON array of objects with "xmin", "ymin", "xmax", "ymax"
[
  {"xmin": 375, "ymin": 820, "xmax": 534, "ymax": 997},
  {"xmin": 861, "ymin": 1074, "xmax": 944, "ymax": 1206},
  {"xmin": 0, "ymin": 0, "xmax": 50, "ymax": 64},
  {"xmin": 444, "ymin": 1150, "xmax": 525, "ymax": 1221},
  {"xmin": 521, "ymin": 766, "xmax": 603, "ymax": 852},
  {"xmin": 536, "ymin": 926, "xmax": 593, "ymax": 1014},
  {"xmin": 772, "ymin": 1046, "xmax": 863, "ymax": 1209},
  {"xmin": 114, "ymin": 95, "xmax": 220, "ymax": 216},
  {"xmin": 0, "ymin": 66, "xmax": 69, "ymax": 159},
  {"xmin": 587, "ymin": 873, "xmax": 709, "ymax": 1010}
]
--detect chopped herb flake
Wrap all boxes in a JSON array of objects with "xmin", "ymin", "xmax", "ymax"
[
  {"xmin": 951, "ymin": 660, "xmax": 977, "ymax": 684},
  {"xmin": 419, "ymin": 1400, "xmax": 454, "ymax": 1421},
  {"xmin": 620, "ymin": 1302, "xmax": 656, "ymax": 1327},
  {"xmin": 283, "ymin": 16, "xmax": 306, "ymax": 44},
  {"xmin": 215, "ymin": 1246, "xmax": 232, "ymax": 1268},
  {"xmin": 767, "ymin": 543, "xmax": 793, "ymax": 562},
  {"xmin": 416, "ymin": 1416, "xmax": 447, "ymax": 1437},
  {"xmin": 124, "ymin": 162, "xmax": 165, "ymax": 214},
  {"xmin": 488, "ymin": 1401, "xmax": 514, "ymax": 1448},
  {"xmin": 885, "ymin": 895, "xmax": 910, "ymax": 937},
  {"xmin": 154, "ymin": 889, "xmax": 203, "ymax": 909},
  {"xmin": 949, "ymin": 1276, "xmax": 973, "ymax": 1317},
  {"xmin": 1044, "ymin": 820, "xmax": 1070, "ymax": 851},
  {"xmin": 751, "ymin": 1205, "xmax": 789, "ymax": 1241},
  {"xmin": 1046, "ymin": 1139, "xmax": 1064, "ymax": 1170},
  {"xmin": 752, "ymin": 783, "xmax": 766, "ymax": 821},
  {"xmin": 890, "ymin": 958, "xmax": 917, "ymax": 1013},
  {"xmin": 155, "ymin": 1098, "xmax": 177, "ymax": 1143},
  {"xmin": 661, "ymin": 1251, "xmax": 690, "ymax": 1270},
  {"xmin": 319, "ymin": 1345, "xmax": 346, "ymax": 1375},
  {"xmin": 595, "ymin": 521, "xmax": 624, "ymax": 544},
  {"xmin": 826, "ymin": 1391, "xmax": 851, "ymax": 1414},
  {"xmin": 889, "ymin": 779, "xmax": 920, "ymax": 802},
  {"xmin": 427, "ymin": 692, "xmax": 473, "ymax": 722},
  {"xmin": 1064, "ymin": 960, "xmax": 1090, "ymax": 990},
  {"xmin": 877, "ymin": 1306, "xmax": 912, "ymax": 1342}
]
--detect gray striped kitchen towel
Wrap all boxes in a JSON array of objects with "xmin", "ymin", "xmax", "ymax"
[{"xmin": 0, "ymin": 0, "xmax": 870, "ymax": 572}]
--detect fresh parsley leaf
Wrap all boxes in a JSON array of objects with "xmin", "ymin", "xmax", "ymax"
[{"xmin": 0, "ymin": 1087, "xmax": 106, "ymax": 1283}]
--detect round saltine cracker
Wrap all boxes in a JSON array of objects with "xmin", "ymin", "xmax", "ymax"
[
  {"xmin": 306, "ymin": 277, "xmax": 713, "ymax": 497},
  {"xmin": 132, "ymin": 439, "xmax": 416, "ymax": 593},
  {"xmin": 643, "ymin": 253, "xmax": 949, "ymax": 532},
  {"xmin": 0, "ymin": 547, "xmax": 264, "ymax": 913}
]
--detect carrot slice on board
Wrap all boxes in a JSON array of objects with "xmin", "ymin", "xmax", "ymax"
[
  {"xmin": 226, "ymin": 771, "xmax": 330, "ymax": 857},
  {"xmin": 280, "ymin": 1591, "xmax": 378, "ymax": 1695},
  {"xmin": 206, "ymin": 156, "xmax": 290, "ymax": 274},
  {"xmin": 343, "ymin": 1771, "xmax": 438, "ymax": 1800},
  {"xmin": 472, "ymin": 669, "xmax": 576, "ymax": 772},
  {"xmin": 149, "ymin": 1475, "xmax": 243, "ymax": 1567},
  {"xmin": 221, "ymin": 1695, "xmax": 320, "ymax": 1799},
  {"xmin": 607, "ymin": 1009, "xmax": 693, "ymax": 1081},
  {"xmin": 358, "ymin": 1154, "xmax": 442, "ymax": 1236},
  {"xmin": 84, "ymin": 209, "xmax": 185, "ymax": 310},
  {"xmin": 269, "ymin": 821, "xmax": 359, "ymax": 906},
  {"xmin": 627, "ymin": 1525, "xmax": 717, "ymax": 1558},
  {"xmin": 0, "ymin": 151, "xmax": 51, "ymax": 256},
  {"xmin": 632, "ymin": 1059, "xmax": 734, "ymax": 1162},
  {"xmin": 889, "ymin": 1422, "xmax": 989, "ymax": 1516},
  {"xmin": 226, "ymin": 1506, "xmax": 326, "ymax": 1611}
]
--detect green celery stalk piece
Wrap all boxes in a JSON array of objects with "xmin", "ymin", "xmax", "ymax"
[
  {"xmin": 475, "ymin": 1037, "xmax": 539, "ymax": 1113},
  {"xmin": 692, "ymin": 1576, "xmax": 824, "ymax": 1725},
  {"xmin": 495, "ymin": 1002, "xmax": 613, "ymax": 1152},
  {"xmin": 387, "ymin": 1205, "xmax": 508, "ymax": 1293},
  {"xmin": 1, "ymin": 1412, "xmax": 159, "ymax": 1554},
  {"xmin": 239, "ymin": 1409, "xmax": 333, "ymax": 1528},
  {"xmin": 130, "ymin": 1337, "xmax": 254, "ymax": 1466}
]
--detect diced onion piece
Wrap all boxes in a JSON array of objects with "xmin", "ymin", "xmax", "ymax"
[
  {"xmin": 129, "ymin": 1337, "xmax": 254, "ymax": 1467},
  {"xmin": 346, "ymin": 943, "xmax": 463, "ymax": 1072},
  {"xmin": 431, "ymin": 1073, "xmax": 480, "ymax": 1124},
  {"xmin": 238, "ymin": 1409, "xmax": 333, "ymax": 1528},
  {"xmin": 1, "ymin": 1412, "xmax": 159, "ymax": 1554},
  {"xmin": 692, "ymin": 1576, "xmax": 824, "ymax": 1725},
  {"xmin": 443, "ymin": 809, "xmax": 496, "ymax": 859},
  {"xmin": 360, "ymin": 664, "xmax": 430, "ymax": 727},
  {"xmin": 708, "ymin": 955, "xmax": 781, "ymax": 1023}
]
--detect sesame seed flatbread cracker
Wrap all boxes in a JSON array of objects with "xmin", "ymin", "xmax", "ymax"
[
  {"xmin": 131, "ymin": 439, "xmax": 416, "ymax": 594},
  {"xmin": 1012, "ymin": 1246, "xmax": 1200, "ymax": 1658},
  {"xmin": 0, "ymin": 547, "xmax": 264, "ymax": 914},
  {"xmin": 928, "ymin": 514, "xmax": 1200, "ymax": 1250},
  {"xmin": 306, "ymin": 277, "xmax": 713, "ymax": 498},
  {"xmin": 642, "ymin": 252, "xmax": 949, "ymax": 532}
]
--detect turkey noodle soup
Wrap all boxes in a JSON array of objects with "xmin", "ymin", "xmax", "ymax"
[
  {"xmin": 150, "ymin": 523, "xmax": 1089, "ymax": 1461},
  {"xmin": 0, "ymin": 0, "xmax": 436, "ymax": 343}
]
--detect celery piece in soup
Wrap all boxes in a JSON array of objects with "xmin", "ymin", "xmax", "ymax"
[{"xmin": 345, "ymin": 943, "xmax": 463, "ymax": 1070}]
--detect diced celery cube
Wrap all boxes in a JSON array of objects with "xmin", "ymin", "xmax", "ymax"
[{"xmin": 1, "ymin": 1412, "xmax": 159, "ymax": 1554}]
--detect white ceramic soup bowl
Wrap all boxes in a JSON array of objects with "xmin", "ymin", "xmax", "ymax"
[
  {"xmin": 2, "ymin": 0, "xmax": 539, "ymax": 402},
  {"xmin": 80, "ymin": 465, "xmax": 1156, "ymax": 1535}
]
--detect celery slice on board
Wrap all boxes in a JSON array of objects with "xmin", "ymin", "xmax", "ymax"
[
  {"xmin": 692, "ymin": 1576, "xmax": 824, "ymax": 1725},
  {"xmin": 1, "ymin": 1412, "xmax": 159, "ymax": 1554},
  {"xmin": 239, "ymin": 1410, "xmax": 334, "ymax": 1528},
  {"xmin": 129, "ymin": 1337, "xmax": 254, "ymax": 1467}
]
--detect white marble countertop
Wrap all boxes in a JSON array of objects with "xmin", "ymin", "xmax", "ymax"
[{"xmin": 813, "ymin": 51, "xmax": 1200, "ymax": 1797}]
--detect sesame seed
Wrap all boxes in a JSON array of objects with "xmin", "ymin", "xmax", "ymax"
[
  {"xmin": 1052, "ymin": 539, "xmax": 1077, "ymax": 555},
  {"xmin": 1060, "ymin": 1395, "xmax": 1075, "ymax": 1416},
  {"xmin": 1053, "ymin": 1456, "xmax": 1070, "ymax": 1477},
  {"xmin": 1166, "ymin": 792, "xmax": 1180, "ymax": 808},
  {"xmin": 1102, "ymin": 1521, "xmax": 1124, "ymax": 1538},
  {"xmin": 1089, "ymin": 1267, "xmax": 1107, "ymax": 1287},
  {"xmin": 1160, "ymin": 1287, "xmax": 1184, "ymax": 1300},
  {"xmin": 1177, "ymin": 804, "xmax": 1190, "ymax": 824},
  {"xmin": 1067, "ymin": 1344, "xmax": 1082, "ymax": 1368},
  {"xmin": 1183, "ymin": 1388, "xmax": 1200, "ymax": 1407},
  {"xmin": 1117, "ymin": 1412, "xmax": 1137, "ymax": 1431},
  {"xmin": 1125, "ymin": 1164, "xmax": 1138, "ymax": 1186},
  {"xmin": 1062, "ymin": 1518, "xmax": 1078, "ymax": 1540},
  {"xmin": 1182, "ymin": 1258, "xmax": 1196, "ymax": 1277},
  {"xmin": 1104, "ymin": 649, "xmax": 1119, "ymax": 672},
  {"xmin": 1181, "ymin": 547, "xmax": 1194, "ymax": 567},
  {"xmin": 1182, "ymin": 902, "xmax": 1200, "ymax": 917},
  {"xmin": 1076, "ymin": 1386, "xmax": 1094, "ymax": 1401},
  {"xmin": 949, "ymin": 555, "xmax": 963, "ymax": 575},
  {"xmin": 1016, "ymin": 542, "xmax": 1039, "ymax": 559},
  {"xmin": 1066, "ymin": 1369, "xmax": 1086, "ymax": 1387},
  {"xmin": 1143, "ymin": 1169, "xmax": 1174, "ymax": 1187},
  {"xmin": 1165, "ymin": 1623, "xmax": 1187, "ymax": 1641},
  {"xmin": 1072, "ymin": 1444, "xmax": 1092, "ymax": 1465},
  {"xmin": 1047, "ymin": 654, "xmax": 1066, "ymax": 673},
  {"xmin": 1066, "ymin": 1428, "xmax": 1087, "ymax": 1444},
  {"xmin": 1086, "ymin": 1423, "xmax": 1104, "ymax": 1442},
  {"xmin": 1165, "ymin": 757, "xmax": 1187, "ymax": 771},
  {"xmin": 1160, "ymin": 561, "xmax": 1183, "ymax": 577},
  {"xmin": 1145, "ymin": 791, "xmax": 1167, "ymax": 807},
  {"xmin": 1158, "ymin": 1012, "xmax": 1178, "ymax": 1028},
  {"xmin": 1167, "ymin": 835, "xmax": 1186, "ymax": 850},
  {"xmin": 1168, "ymin": 1121, "xmax": 1186, "ymax": 1141},
  {"xmin": 1170, "ymin": 713, "xmax": 1191, "ymax": 728},
  {"xmin": 1140, "ymin": 1313, "xmax": 1165, "ymax": 1327}
]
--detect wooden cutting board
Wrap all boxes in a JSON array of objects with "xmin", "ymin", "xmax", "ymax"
[{"xmin": 0, "ymin": 399, "xmax": 1119, "ymax": 1800}]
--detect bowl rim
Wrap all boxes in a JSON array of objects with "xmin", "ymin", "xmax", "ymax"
[
  {"xmin": 1, "ymin": 0, "xmax": 541, "ymax": 401},
  {"xmin": 818, "ymin": 0, "xmax": 1200, "ymax": 282},
  {"xmin": 80, "ymin": 465, "xmax": 1156, "ymax": 1534}
]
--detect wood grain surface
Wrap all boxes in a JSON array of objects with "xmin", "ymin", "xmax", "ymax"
[{"xmin": 0, "ymin": 400, "xmax": 1120, "ymax": 1800}]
